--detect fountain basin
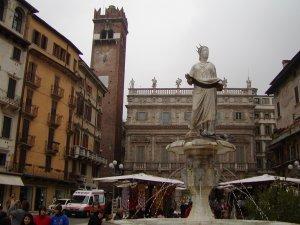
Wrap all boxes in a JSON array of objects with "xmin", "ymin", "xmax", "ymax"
[{"xmin": 103, "ymin": 218, "xmax": 296, "ymax": 225}]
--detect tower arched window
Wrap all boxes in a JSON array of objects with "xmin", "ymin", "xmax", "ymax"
[
  {"xmin": 107, "ymin": 29, "xmax": 114, "ymax": 39},
  {"xmin": 12, "ymin": 7, "xmax": 23, "ymax": 32},
  {"xmin": 100, "ymin": 30, "xmax": 107, "ymax": 39},
  {"xmin": 0, "ymin": 0, "xmax": 6, "ymax": 21}
]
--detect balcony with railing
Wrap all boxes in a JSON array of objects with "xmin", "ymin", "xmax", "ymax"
[
  {"xmin": 0, "ymin": 89, "xmax": 20, "ymax": 110},
  {"xmin": 47, "ymin": 113, "xmax": 63, "ymax": 127},
  {"xmin": 23, "ymin": 163, "xmax": 64, "ymax": 180},
  {"xmin": 69, "ymin": 145, "xmax": 107, "ymax": 165},
  {"xmin": 124, "ymin": 162, "xmax": 185, "ymax": 171},
  {"xmin": 25, "ymin": 73, "xmax": 41, "ymax": 88},
  {"xmin": 128, "ymin": 87, "xmax": 257, "ymax": 96},
  {"xmin": 69, "ymin": 95, "xmax": 77, "ymax": 108},
  {"xmin": 18, "ymin": 134, "xmax": 35, "ymax": 148},
  {"xmin": 215, "ymin": 163, "xmax": 257, "ymax": 172},
  {"xmin": 22, "ymin": 104, "xmax": 38, "ymax": 119},
  {"xmin": 67, "ymin": 121, "xmax": 80, "ymax": 134},
  {"xmin": 45, "ymin": 141, "xmax": 60, "ymax": 155},
  {"xmin": 51, "ymin": 85, "xmax": 64, "ymax": 99}
]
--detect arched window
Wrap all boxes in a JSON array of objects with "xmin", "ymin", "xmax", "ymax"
[
  {"xmin": 107, "ymin": 29, "xmax": 114, "ymax": 39},
  {"xmin": 0, "ymin": 0, "xmax": 5, "ymax": 21},
  {"xmin": 12, "ymin": 7, "xmax": 23, "ymax": 32},
  {"xmin": 100, "ymin": 30, "xmax": 107, "ymax": 39}
]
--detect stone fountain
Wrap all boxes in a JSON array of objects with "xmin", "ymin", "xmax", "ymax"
[{"xmin": 103, "ymin": 45, "xmax": 296, "ymax": 225}]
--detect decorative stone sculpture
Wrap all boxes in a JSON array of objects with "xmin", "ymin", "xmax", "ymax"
[
  {"xmin": 152, "ymin": 77, "xmax": 157, "ymax": 88},
  {"xmin": 129, "ymin": 78, "xmax": 135, "ymax": 89},
  {"xmin": 176, "ymin": 78, "xmax": 182, "ymax": 88},
  {"xmin": 246, "ymin": 76, "xmax": 252, "ymax": 88},
  {"xmin": 222, "ymin": 77, "xmax": 228, "ymax": 88},
  {"xmin": 185, "ymin": 45, "xmax": 223, "ymax": 136}
]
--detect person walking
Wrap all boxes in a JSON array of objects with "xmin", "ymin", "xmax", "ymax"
[
  {"xmin": 21, "ymin": 213, "xmax": 36, "ymax": 225},
  {"xmin": 10, "ymin": 200, "xmax": 30, "ymax": 225},
  {"xmin": 88, "ymin": 202, "xmax": 103, "ymax": 225},
  {"xmin": 34, "ymin": 206, "xmax": 51, "ymax": 225},
  {"xmin": 6, "ymin": 194, "xmax": 16, "ymax": 212},
  {"xmin": 50, "ymin": 205, "xmax": 69, "ymax": 225}
]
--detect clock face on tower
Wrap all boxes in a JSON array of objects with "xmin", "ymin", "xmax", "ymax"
[{"xmin": 96, "ymin": 49, "xmax": 113, "ymax": 63}]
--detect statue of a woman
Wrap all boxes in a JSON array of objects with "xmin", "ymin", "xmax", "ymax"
[{"xmin": 185, "ymin": 45, "xmax": 223, "ymax": 136}]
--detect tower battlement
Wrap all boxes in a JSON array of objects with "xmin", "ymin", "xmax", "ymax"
[{"xmin": 94, "ymin": 6, "xmax": 127, "ymax": 28}]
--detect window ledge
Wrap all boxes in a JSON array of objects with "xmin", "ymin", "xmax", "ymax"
[{"xmin": 10, "ymin": 57, "xmax": 21, "ymax": 64}]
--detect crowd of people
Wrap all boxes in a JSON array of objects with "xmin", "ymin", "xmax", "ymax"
[
  {"xmin": 0, "ymin": 194, "xmax": 124, "ymax": 225},
  {"xmin": 0, "ymin": 194, "xmax": 70, "ymax": 225}
]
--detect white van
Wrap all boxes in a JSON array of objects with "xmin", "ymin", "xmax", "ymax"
[{"xmin": 65, "ymin": 189, "xmax": 105, "ymax": 217}]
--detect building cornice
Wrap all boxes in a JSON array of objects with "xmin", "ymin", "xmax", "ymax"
[
  {"xmin": 29, "ymin": 48, "xmax": 80, "ymax": 82},
  {"xmin": 0, "ymin": 23, "xmax": 30, "ymax": 48}
]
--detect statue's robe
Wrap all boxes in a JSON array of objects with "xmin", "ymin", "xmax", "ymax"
[{"xmin": 189, "ymin": 61, "xmax": 221, "ymax": 131}]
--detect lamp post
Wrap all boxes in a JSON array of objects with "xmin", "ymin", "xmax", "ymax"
[
  {"xmin": 287, "ymin": 160, "xmax": 300, "ymax": 178},
  {"xmin": 108, "ymin": 160, "xmax": 124, "ymax": 218}
]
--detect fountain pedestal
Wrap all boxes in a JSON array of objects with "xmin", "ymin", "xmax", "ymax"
[
  {"xmin": 185, "ymin": 147, "xmax": 215, "ymax": 220},
  {"xmin": 170, "ymin": 137, "xmax": 229, "ymax": 221}
]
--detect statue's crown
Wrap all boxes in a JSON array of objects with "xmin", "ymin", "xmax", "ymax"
[{"xmin": 196, "ymin": 44, "xmax": 208, "ymax": 54}]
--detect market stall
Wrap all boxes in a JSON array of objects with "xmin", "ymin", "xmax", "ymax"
[{"xmin": 94, "ymin": 173, "xmax": 184, "ymax": 218}]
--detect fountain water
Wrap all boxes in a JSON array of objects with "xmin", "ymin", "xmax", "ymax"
[{"xmin": 103, "ymin": 134, "xmax": 296, "ymax": 225}]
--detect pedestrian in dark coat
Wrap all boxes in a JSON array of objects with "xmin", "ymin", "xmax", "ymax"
[
  {"xmin": 10, "ymin": 200, "xmax": 30, "ymax": 225},
  {"xmin": 88, "ymin": 202, "xmax": 103, "ymax": 225},
  {"xmin": 0, "ymin": 203, "xmax": 11, "ymax": 225}
]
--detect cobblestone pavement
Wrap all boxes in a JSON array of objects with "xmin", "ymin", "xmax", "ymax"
[{"xmin": 69, "ymin": 217, "xmax": 89, "ymax": 225}]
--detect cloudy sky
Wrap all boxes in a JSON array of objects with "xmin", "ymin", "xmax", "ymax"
[{"xmin": 27, "ymin": 0, "xmax": 300, "ymax": 94}]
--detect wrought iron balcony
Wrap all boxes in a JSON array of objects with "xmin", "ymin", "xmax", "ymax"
[
  {"xmin": 22, "ymin": 104, "xmax": 38, "ymax": 118},
  {"xmin": 69, "ymin": 145, "xmax": 107, "ymax": 165},
  {"xmin": 0, "ymin": 89, "xmax": 20, "ymax": 110},
  {"xmin": 45, "ymin": 141, "xmax": 60, "ymax": 155},
  {"xmin": 51, "ymin": 85, "xmax": 64, "ymax": 99},
  {"xmin": 18, "ymin": 134, "xmax": 35, "ymax": 147},
  {"xmin": 25, "ymin": 73, "xmax": 41, "ymax": 88},
  {"xmin": 47, "ymin": 113, "xmax": 63, "ymax": 128},
  {"xmin": 68, "ymin": 95, "xmax": 77, "ymax": 108}
]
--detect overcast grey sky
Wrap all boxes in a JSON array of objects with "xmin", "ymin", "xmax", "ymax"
[{"xmin": 28, "ymin": 0, "xmax": 300, "ymax": 94}]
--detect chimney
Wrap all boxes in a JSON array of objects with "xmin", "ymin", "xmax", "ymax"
[{"xmin": 282, "ymin": 60, "xmax": 290, "ymax": 68}]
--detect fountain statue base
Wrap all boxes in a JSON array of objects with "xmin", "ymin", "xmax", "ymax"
[{"xmin": 166, "ymin": 136, "xmax": 235, "ymax": 220}]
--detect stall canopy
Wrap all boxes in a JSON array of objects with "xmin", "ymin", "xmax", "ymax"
[
  {"xmin": 93, "ymin": 173, "xmax": 184, "ymax": 185},
  {"xmin": 219, "ymin": 174, "xmax": 300, "ymax": 186},
  {"xmin": 0, "ymin": 174, "xmax": 24, "ymax": 186}
]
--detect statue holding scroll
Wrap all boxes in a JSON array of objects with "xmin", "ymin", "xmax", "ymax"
[{"xmin": 185, "ymin": 45, "xmax": 223, "ymax": 136}]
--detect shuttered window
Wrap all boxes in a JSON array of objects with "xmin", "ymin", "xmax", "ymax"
[{"xmin": 1, "ymin": 116, "xmax": 12, "ymax": 138}]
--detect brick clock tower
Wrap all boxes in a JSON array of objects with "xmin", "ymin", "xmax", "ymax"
[{"xmin": 91, "ymin": 6, "xmax": 128, "ymax": 175}]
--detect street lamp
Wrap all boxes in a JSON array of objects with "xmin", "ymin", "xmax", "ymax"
[
  {"xmin": 108, "ymin": 160, "xmax": 124, "ymax": 218},
  {"xmin": 287, "ymin": 160, "xmax": 300, "ymax": 178},
  {"xmin": 288, "ymin": 160, "xmax": 300, "ymax": 170}
]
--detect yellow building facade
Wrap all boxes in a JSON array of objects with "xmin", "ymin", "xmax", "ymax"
[
  {"xmin": 65, "ymin": 59, "xmax": 107, "ymax": 190},
  {"xmin": 13, "ymin": 14, "xmax": 82, "ymax": 210}
]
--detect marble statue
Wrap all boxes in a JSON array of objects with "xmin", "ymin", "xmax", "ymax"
[
  {"xmin": 222, "ymin": 77, "xmax": 228, "ymax": 88},
  {"xmin": 152, "ymin": 77, "xmax": 157, "ymax": 88},
  {"xmin": 176, "ymin": 78, "xmax": 182, "ymax": 88},
  {"xmin": 185, "ymin": 45, "xmax": 223, "ymax": 136},
  {"xmin": 129, "ymin": 78, "xmax": 135, "ymax": 89}
]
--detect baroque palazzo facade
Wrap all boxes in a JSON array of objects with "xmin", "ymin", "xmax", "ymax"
[{"xmin": 124, "ymin": 78, "xmax": 275, "ymax": 180}]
